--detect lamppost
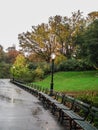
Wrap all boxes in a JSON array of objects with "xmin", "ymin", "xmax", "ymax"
[
  {"xmin": 12, "ymin": 66, "xmax": 15, "ymax": 81},
  {"xmin": 50, "ymin": 53, "xmax": 56, "ymax": 96}
]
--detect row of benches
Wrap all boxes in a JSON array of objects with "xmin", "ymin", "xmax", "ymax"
[
  {"xmin": 11, "ymin": 80, "xmax": 98, "ymax": 130},
  {"xmin": 38, "ymin": 90, "xmax": 98, "ymax": 130}
]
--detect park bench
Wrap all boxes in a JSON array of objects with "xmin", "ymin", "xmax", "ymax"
[
  {"xmin": 87, "ymin": 106, "xmax": 98, "ymax": 128},
  {"xmin": 51, "ymin": 94, "xmax": 75, "ymax": 117},
  {"xmin": 73, "ymin": 106, "xmax": 98, "ymax": 130},
  {"xmin": 28, "ymin": 84, "xmax": 41, "ymax": 96},
  {"xmin": 70, "ymin": 105, "xmax": 98, "ymax": 130},
  {"xmin": 73, "ymin": 119, "xmax": 98, "ymax": 130},
  {"xmin": 38, "ymin": 91, "xmax": 98, "ymax": 130},
  {"xmin": 38, "ymin": 91, "xmax": 61, "ymax": 108},
  {"xmin": 44, "ymin": 92, "xmax": 64, "ymax": 109},
  {"xmin": 59, "ymin": 99, "xmax": 98, "ymax": 130},
  {"xmin": 12, "ymin": 80, "xmax": 39, "ymax": 96},
  {"xmin": 26, "ymin": 85, "xmax": 39, "ymax": 96},
  {"xmin": 38, "ymin": 88, "xmax": 49, "ymax": 101}
]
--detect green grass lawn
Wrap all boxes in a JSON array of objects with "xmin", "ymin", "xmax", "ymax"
[{"xmin": 34, "ymin": 70, "xmax": 98, "ymax": 92}]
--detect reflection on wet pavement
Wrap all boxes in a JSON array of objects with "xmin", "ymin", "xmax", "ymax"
[{"xmin": 0, "ymin": 79, "xmax": 65, "ymax": 130}]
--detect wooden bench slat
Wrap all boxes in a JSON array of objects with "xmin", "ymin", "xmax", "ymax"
[{"xmin": 74, "ymin": 119, "xmax": 98, "ymax": 130}]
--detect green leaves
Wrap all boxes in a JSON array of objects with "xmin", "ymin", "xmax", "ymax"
[{"xmin": 79, "ymin": 20, "xmax": 98, "ymax": 69}]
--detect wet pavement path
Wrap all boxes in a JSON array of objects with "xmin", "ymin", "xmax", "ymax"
[{"xmin": 0, "ymin": 79, "xmax": 65, "ymax": 130}]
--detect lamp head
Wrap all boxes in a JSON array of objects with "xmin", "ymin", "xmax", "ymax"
[
  {"xmin": 13, "ymin": 66, "xmax": 15, "ymax": 69},
  {"xmin": 51, "ymin": 53, "xmax": 56, "ymax": 60}
]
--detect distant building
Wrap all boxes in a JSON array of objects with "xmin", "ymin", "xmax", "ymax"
[{"xmin": 6, "ymin": 45, "xmax": 16, "ymax": 52}]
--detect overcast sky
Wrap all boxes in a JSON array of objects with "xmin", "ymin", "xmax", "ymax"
[{"xmin": 0, "ymin": 0, "xmax": 98, "ymax": 50}]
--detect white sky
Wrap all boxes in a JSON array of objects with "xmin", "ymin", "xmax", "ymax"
[{"xmin": 0, "ymin": 0, "xmax": 98, "ymax": 51}]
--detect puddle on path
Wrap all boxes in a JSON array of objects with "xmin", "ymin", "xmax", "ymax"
[
  {"xmin": 0, "ymin": 94, "xmax": 24, "ymax": 104},
  {"xmin": 0, "ymin": 95, "xmax": 11, "ymax": 102},
  {"xmin": 32, "ymin": 107, "xmax": 43, "ymax": 116},
  {"xmin": 15, "ymin": 88, "xmax": 21, "ymax": 94}
]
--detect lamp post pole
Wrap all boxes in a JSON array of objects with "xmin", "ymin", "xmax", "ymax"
[
  {"xmin": 12, "ymin": 66, "xmax": 15, "ymax": 81},
  {"xmin": 50, "ymin": 53, "xmax": 56, "ymax": 96}
]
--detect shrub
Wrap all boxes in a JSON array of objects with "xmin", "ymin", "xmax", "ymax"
[
  {"xmin": 77, "ymin": 60, "xmax": 94, "ymax": 71},
  {"xmin": 56, "ymin": 59, "xmax": 95, "ymax": 71},
  {"xmin": 55, "ymin": 54, "xmax": 67, "ymax": 65},
  {"xmin": 28, "ymin": 62, "xmax": 38, "ymax": 70},
  {"xmin": 34, "ymin": 67, "xmax": 44, "ymax": 79},
  {"xmin": 43, "ymin": 63, "xmax": 50, "ymax": 75},
  {"xmin": 58, "ymin": 59, "xmax": 78, "ymax": 71}
]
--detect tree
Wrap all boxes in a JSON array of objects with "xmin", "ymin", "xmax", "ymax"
[
  {"xmin": 49, "ymin": 15, "xmax": 69, "ymax": 56},
  {"xmin": 87, "ymin": 11, "xmax": 98, "ymax": 23},
  {"xmin": 6, "ymin": 49, "xmax": 20, "ymax": 63},
  {"xmin": 48, "ymin": 11, "xmax": 86, "ymax": 58},
  {"xmin": 11, "ymin": 54, "xmax": 32, "ymax": 82},
  {"xmin": 0, "ymin": 62, "xmax": 11, "ymax": 78},
  {"xmin": 18, "ymin": 11, "xmax": 86, "ymax": 61},
  {"xmin": 0, "ymin": 45, "xmax": 5, "ymax": 62},
  {"xmin": 78, "ymin": 19, "xmax": 98, "ymax": 69},
  {"xmin": 18, "ymin": 23, "xmax": 59, "ymax": 63}
]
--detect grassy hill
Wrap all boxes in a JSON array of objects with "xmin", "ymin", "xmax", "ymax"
[{"xmin": 34, "ymin": 70, "xmax": 98, "ymax": 92}]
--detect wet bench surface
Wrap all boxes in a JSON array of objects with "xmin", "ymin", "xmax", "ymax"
[{"xmin": 0, "ymin": 79, "xmax": 65, "ymax": 130}]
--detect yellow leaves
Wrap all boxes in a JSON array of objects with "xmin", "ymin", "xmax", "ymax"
[
  {"xmin": 14, "ymin": 54, "xmax": 26, "ymax": 68},
  {"xmin": 88, "ymin": 11, "xmax": 98, "ymax": 18},
  {"xmin": 55, "ymin": 54, "xmax": 67, "ymax": 65}
]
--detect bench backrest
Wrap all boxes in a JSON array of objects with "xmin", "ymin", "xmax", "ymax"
[
  {"xmin": 73, "ymin": 99, "xmax": 91, "ymax": 120},
  {"xmin": 53, "ymin": 92, "xmax": 65, "ymax": 103},
  {"xmin": 88, "ymin": 106, "xmax": 98, "ymax": 128},
  {"xmin": 63, "ymin": 95, "xmax": 75, "ymax": 109}
]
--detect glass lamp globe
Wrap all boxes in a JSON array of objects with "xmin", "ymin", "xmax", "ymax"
[{"xmin": 51, "ymin": 53, "xmax": 56, "ymax": 60}]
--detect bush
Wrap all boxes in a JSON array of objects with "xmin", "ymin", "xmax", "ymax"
[
  {"xmin": 78, "ymin": 60, "xmax": 94, "ymax": 71},
  {"xmin": 34, "ymin": 67, "xmax": 44, "ymax": 79},
  {"xmin": 42, "ymin": 63, "xmax": 50, "ymax": 75},
  {"xmin": 58, "ymin": 59, "xmax": 78, "ymax": 71},
  {"xmin": 0, "ymin": 62, "xmax": 11, "ymax": 78},
  {"xmin": 56, "ymin": 59, "xmax": 94, "ymax": 71},
  {"xmin": 55, "ymin": 54, "xmax": 67, "ymax": 65},
  {"xmin": 28, "ymin": 62, "xmax": 38, "ymax": 70},
  {"xmin": 25, "ymin": 62, "xmax": 51, "ymax": 81}
]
